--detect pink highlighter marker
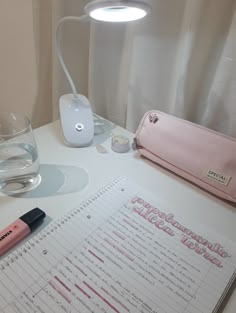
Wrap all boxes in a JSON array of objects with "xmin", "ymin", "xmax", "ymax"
[{"xmin": 0, "ymin": 208, "xmax": 46, "ymax": 256}]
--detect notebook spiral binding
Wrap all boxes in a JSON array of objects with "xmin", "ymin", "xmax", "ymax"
[{"xmin": 0, "ymin": 176, "xmax": 125, "ymax": 271}]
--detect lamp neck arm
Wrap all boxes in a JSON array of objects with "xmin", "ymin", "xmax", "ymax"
[{"xmin": 55, "ymin": 15, "xmax": 90, "ymax": 99}]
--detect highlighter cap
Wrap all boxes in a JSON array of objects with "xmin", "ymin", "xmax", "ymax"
[{"xmin": 20, "ymin": 207, "xmax": 46, "ymax": 231}]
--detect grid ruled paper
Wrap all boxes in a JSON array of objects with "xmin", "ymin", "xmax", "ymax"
[{"xmin": 0, "ymin": 177, "xmax": 235, "ymax": 313}]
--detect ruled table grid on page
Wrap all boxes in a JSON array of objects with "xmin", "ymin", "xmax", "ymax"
[{"xmin": 0, "ymin": 177, "xmax": 235, "ymax": 313}]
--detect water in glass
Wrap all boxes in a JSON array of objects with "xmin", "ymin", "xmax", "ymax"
[{"xmin": 0, "ymin": 113, "xmax": 40, "ymax": 194}]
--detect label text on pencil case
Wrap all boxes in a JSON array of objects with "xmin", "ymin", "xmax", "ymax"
[{"xmin": 206, "ymin": 169, "xmax": 231, "ymax": 186}]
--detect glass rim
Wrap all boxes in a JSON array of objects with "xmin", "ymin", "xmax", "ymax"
[{"xmin": 0, "ymin": 112, "xmax": 31, "ymax": 137}]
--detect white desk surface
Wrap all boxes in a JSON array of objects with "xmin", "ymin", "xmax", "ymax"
[{"xmin": 0, "ymin": 117, "xmax": 236, "ymax": 312}]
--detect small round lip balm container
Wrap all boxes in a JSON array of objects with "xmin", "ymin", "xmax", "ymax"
[{"xmin": 111, "ymin": 135, "xmax": 130, "ymax": 153}]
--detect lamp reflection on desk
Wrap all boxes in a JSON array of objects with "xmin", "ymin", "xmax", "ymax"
[{"xmin": 56, "ymin": 0, "xmax": 151, "ymax": 147}]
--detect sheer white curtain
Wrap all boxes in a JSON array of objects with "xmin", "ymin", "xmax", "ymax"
[
  {"xmin": 1, "ymin": 0, "xmax": 236, "ymax": 133},
  {"xmin": 88, "ymin": 0, "xmax": 236, "ymax": 136}
]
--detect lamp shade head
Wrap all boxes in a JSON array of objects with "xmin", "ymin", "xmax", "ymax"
[{"xmin": 84, "ymin": 0, "xmax": 151, "ymax": 22}]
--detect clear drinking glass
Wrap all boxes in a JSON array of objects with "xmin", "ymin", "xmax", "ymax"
[{"xmin": 0, "ymin": 112, "xmax": 40, "ymax": 194}]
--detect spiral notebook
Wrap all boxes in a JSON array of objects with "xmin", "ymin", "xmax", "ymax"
[{"xmin": 0, "ymin": 177, "xmax": 236, "ymax": 313}]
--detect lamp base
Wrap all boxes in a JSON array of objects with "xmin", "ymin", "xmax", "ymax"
[{"xmin": 59, "ymin": 94, "xmax": 94, "ymax": 147}]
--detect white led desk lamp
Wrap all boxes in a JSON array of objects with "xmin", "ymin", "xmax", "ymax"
[{"xmin": 56, "ymin": 0, "xmax": 151, "ymax": 147}]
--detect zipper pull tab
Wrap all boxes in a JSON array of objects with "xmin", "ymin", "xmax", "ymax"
[{"xmin": 132, "ymin": 138, "xmax": 138, "ymax": 150}]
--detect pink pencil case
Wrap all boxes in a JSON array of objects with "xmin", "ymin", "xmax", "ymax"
[{"xmin": 134, "ymin": 110, "xmax": 236, "ymax": 202}]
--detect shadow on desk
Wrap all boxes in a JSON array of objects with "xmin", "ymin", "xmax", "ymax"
[
  {"xmin": 10, "ymin": 164, "xmax": 89, "ymax": 199},
  {"xmin": 218, "ymin": 279, "xmax": 236, "ymax": 312}
]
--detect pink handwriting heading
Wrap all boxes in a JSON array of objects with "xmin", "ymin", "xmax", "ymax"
[{"xmin": 131, "ymin": 196, "xmax": 230, "ymax": 268}]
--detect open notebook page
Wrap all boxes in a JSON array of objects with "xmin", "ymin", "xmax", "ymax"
[{"xmin": 0, "ymin": 177, "xmax": 235, "ymax": 313}]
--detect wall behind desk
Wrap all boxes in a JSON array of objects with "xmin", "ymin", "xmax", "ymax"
[
  {"xmin": 0, "ymin": 0, "xmax": 89, "ymax": 129},
  {"xmin": 0, "ymin": 0, "xmax": 52, "ymax": 128}
]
